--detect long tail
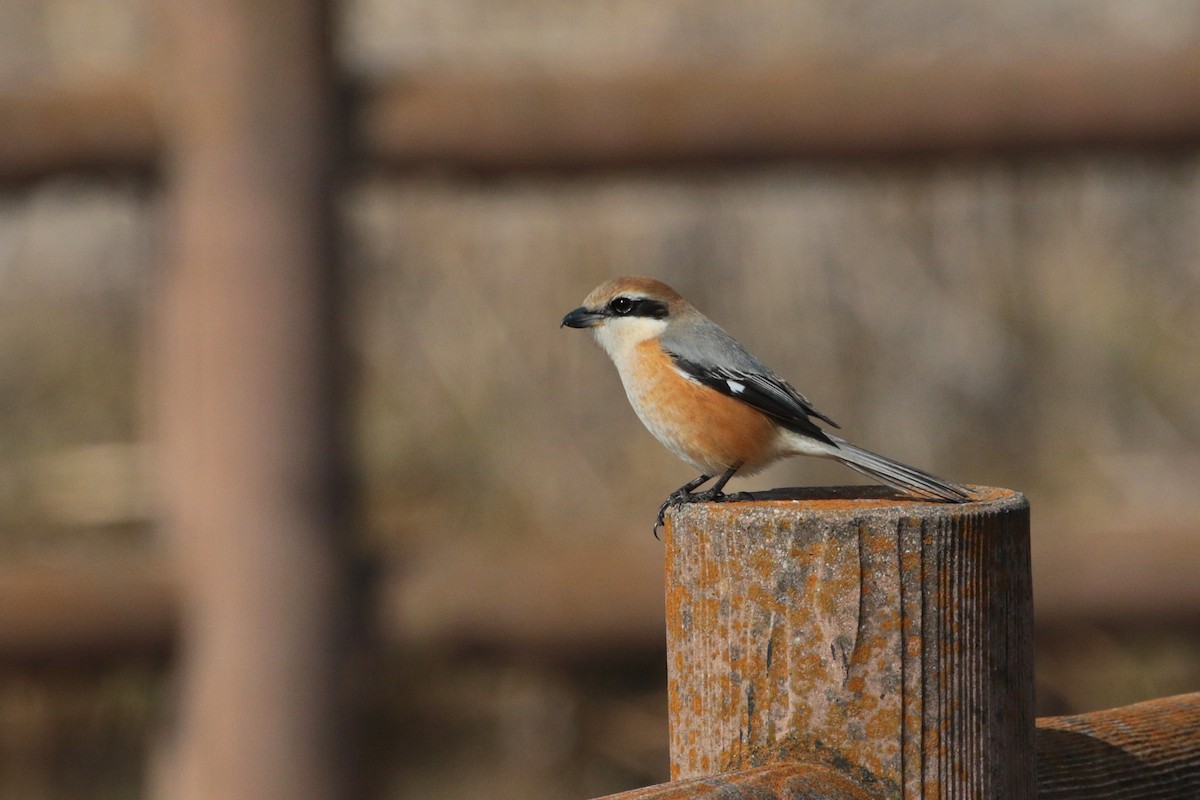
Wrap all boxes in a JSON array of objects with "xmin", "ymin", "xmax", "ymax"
[{"xmin": 828, "ymin": 436, "xmax": 970, "ymax": 502}]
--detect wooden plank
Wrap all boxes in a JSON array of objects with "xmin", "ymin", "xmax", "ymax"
[
  {"xmin": 0, "ymin": 78, "xmax": 159, "ymax": 182},
  {"xmin": 378, "ymin": 542, "xmax": 664, "ymax": 654},
  {"xmin": 0, "ymin": 514, "xmax": 1197, "ymax": 661},
  {"xmin": 1032, "ymin": 514, "xmax": 1200, "ymax": 622},
  {"xmin": 662, "ymin": 486, "xmax": 1035, "ymax": 797},
  {"xmin": 593, "ymin": 761, "xmax": 881, "ymax": 799},
  {"xmin": 361, "ymin": 50, "xmax": 1200, "ymax": 170},
  {"xmin": 1037, "ymin": 693, "xmax": 1200, "ymax": 799},
  {"xmin": 4, "ymin": 48, "xmax": 1200, "ymax": 180},
  {"xmin": 591, "ymin": 694, "xmax": 1200, "ymax": 799},
  {"xmin": 0, "ymin": 558, "xmax": 174, "ymax": 659}
]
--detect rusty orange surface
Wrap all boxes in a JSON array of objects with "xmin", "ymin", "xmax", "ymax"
[
  {"xmin": 661, "ymin": 485, "xmax": 1034, "ymax": 798},
  {"xmin": 594, "ymin": 760, "xmax": 883, "ymax": 799},
  {"xmin": 1036, "ymin": 692, "xmax": 1200, "ymax": 799}
]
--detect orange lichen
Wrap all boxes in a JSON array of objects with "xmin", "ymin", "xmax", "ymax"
[{"xmin": 662, "ymin": 487, "xmax": 1033, "ymax": 794}]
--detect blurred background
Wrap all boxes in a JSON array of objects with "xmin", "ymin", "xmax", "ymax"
[{"xmin": 2, "ymin": 0, "xmax": 1200, "ymax": 798}]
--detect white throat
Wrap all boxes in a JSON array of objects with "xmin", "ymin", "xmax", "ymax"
[{"xmin": 591, "ymin": 317, "xmax": 669, "ymax": 362}]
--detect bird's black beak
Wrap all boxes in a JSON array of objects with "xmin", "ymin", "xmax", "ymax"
[{"xmin": 561, "ymin": 306, "xmax": 605, "ymax": 328}]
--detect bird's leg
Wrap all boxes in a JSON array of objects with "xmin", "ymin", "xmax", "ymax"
[
  {"xmin": 673, "ymin": 473, "xmax": 713, "ymax": 499},
  {"xmin": 692, "ymin": 463, "xmax": 742, "ymax": 502},
  {"xmin": 653, "ymin": 464, "xmax": 753, "ymax": 536},
  {"xmin": 653, "ymin": 474, "xmax": 712, "ymax": 538}
]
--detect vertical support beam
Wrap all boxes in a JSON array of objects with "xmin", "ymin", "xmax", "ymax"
[
  {"xmin": 664, "ymin": 486, "xmax": 1034, "ymax": 799},
  {"xmin": 153, "ymin": 2, "xmax": 349, "ymax": 799}
]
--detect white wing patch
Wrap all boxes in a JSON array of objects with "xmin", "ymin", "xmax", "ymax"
[{"xmin": 726, "ymin": 379, "xmax": 746, "ymax": 394}]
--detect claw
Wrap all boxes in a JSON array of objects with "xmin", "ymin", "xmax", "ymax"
[
  {"xmin": 653, "ymin": 487, "xmax": 693, "ymax": 538},
  {"xmin": 653, "ymin": 503, "xmax": 668, "ymax": 539},
  {"xmin": 653, "ymin": 486, "xmax": 758, "ymax": 536},
  {"xmin": 651, "ymin": 466, "xmax": 747, "ymax": 537}
]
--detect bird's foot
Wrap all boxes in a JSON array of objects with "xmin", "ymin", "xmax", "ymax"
[
  {"xmin": 653, "ymin": 488, "xmax": 697, "ymax": 539},
  {"xmin": 652, "ymin": 488, "xmax": 754, "ymax": 537},
  {"xmin": 689, "ymin": 487, "xmax": 724, "ymax": 503},
  {"xmin": 689, "ymin": 488, "xmax": 757, "ymax": 504}
]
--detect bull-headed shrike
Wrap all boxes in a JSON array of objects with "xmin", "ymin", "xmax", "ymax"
[{"xmin": 562, "ymin": 276, "xmax": 969, "ymax": 533}]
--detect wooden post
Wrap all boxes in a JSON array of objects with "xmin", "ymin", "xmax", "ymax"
[
  {"xmin": 153, "ymin": 2, "xmax": 351, "ymax": 799},
  {"xmin": 663, "ymin": 486, "xmax": 1034, "ymax": 799}
]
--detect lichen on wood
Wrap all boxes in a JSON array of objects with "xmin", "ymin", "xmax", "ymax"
[{"xmin": 664, "ymin": 485, "xmax": 1034, "ymax": 799}]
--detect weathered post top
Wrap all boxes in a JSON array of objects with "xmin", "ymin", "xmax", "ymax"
[{"xmin": 663, "ymin": 485, "xmax": 1034, "ymax": 800}]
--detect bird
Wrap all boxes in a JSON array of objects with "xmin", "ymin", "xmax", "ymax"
[{"xmin": 561, "ymin": 276, "xmax": 970, "ymax": 533}]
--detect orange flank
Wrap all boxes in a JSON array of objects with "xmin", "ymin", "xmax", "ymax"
[{"xmin": 626, "ymin": 340, "xmax": 779, "ymax": 475}]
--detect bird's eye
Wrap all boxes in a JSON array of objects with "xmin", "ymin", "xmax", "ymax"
[{"xmin": 610, "ymin": 297, "xmax": 635, "ymax": 315}]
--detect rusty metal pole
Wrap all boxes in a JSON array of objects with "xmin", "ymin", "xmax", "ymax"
[
  {"xmin": 153, "ymin": 1, "xmax": 351, "ymax": 799},
  {"xmin": 663, "ymin": 486, "xmax": 1034, "ymax": 799}
]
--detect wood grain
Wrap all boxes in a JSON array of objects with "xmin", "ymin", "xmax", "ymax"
[
  {"xmin": 662, "ymin": 485, "xmax": 1034, "ymax": 798},
  {"xmin": 1037, "ymin": 692, "xmax": 1200, "ymax": 799},
  {"xmin": 596, "ymin": 761, "xmax": 881, "ymax": 799}
]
